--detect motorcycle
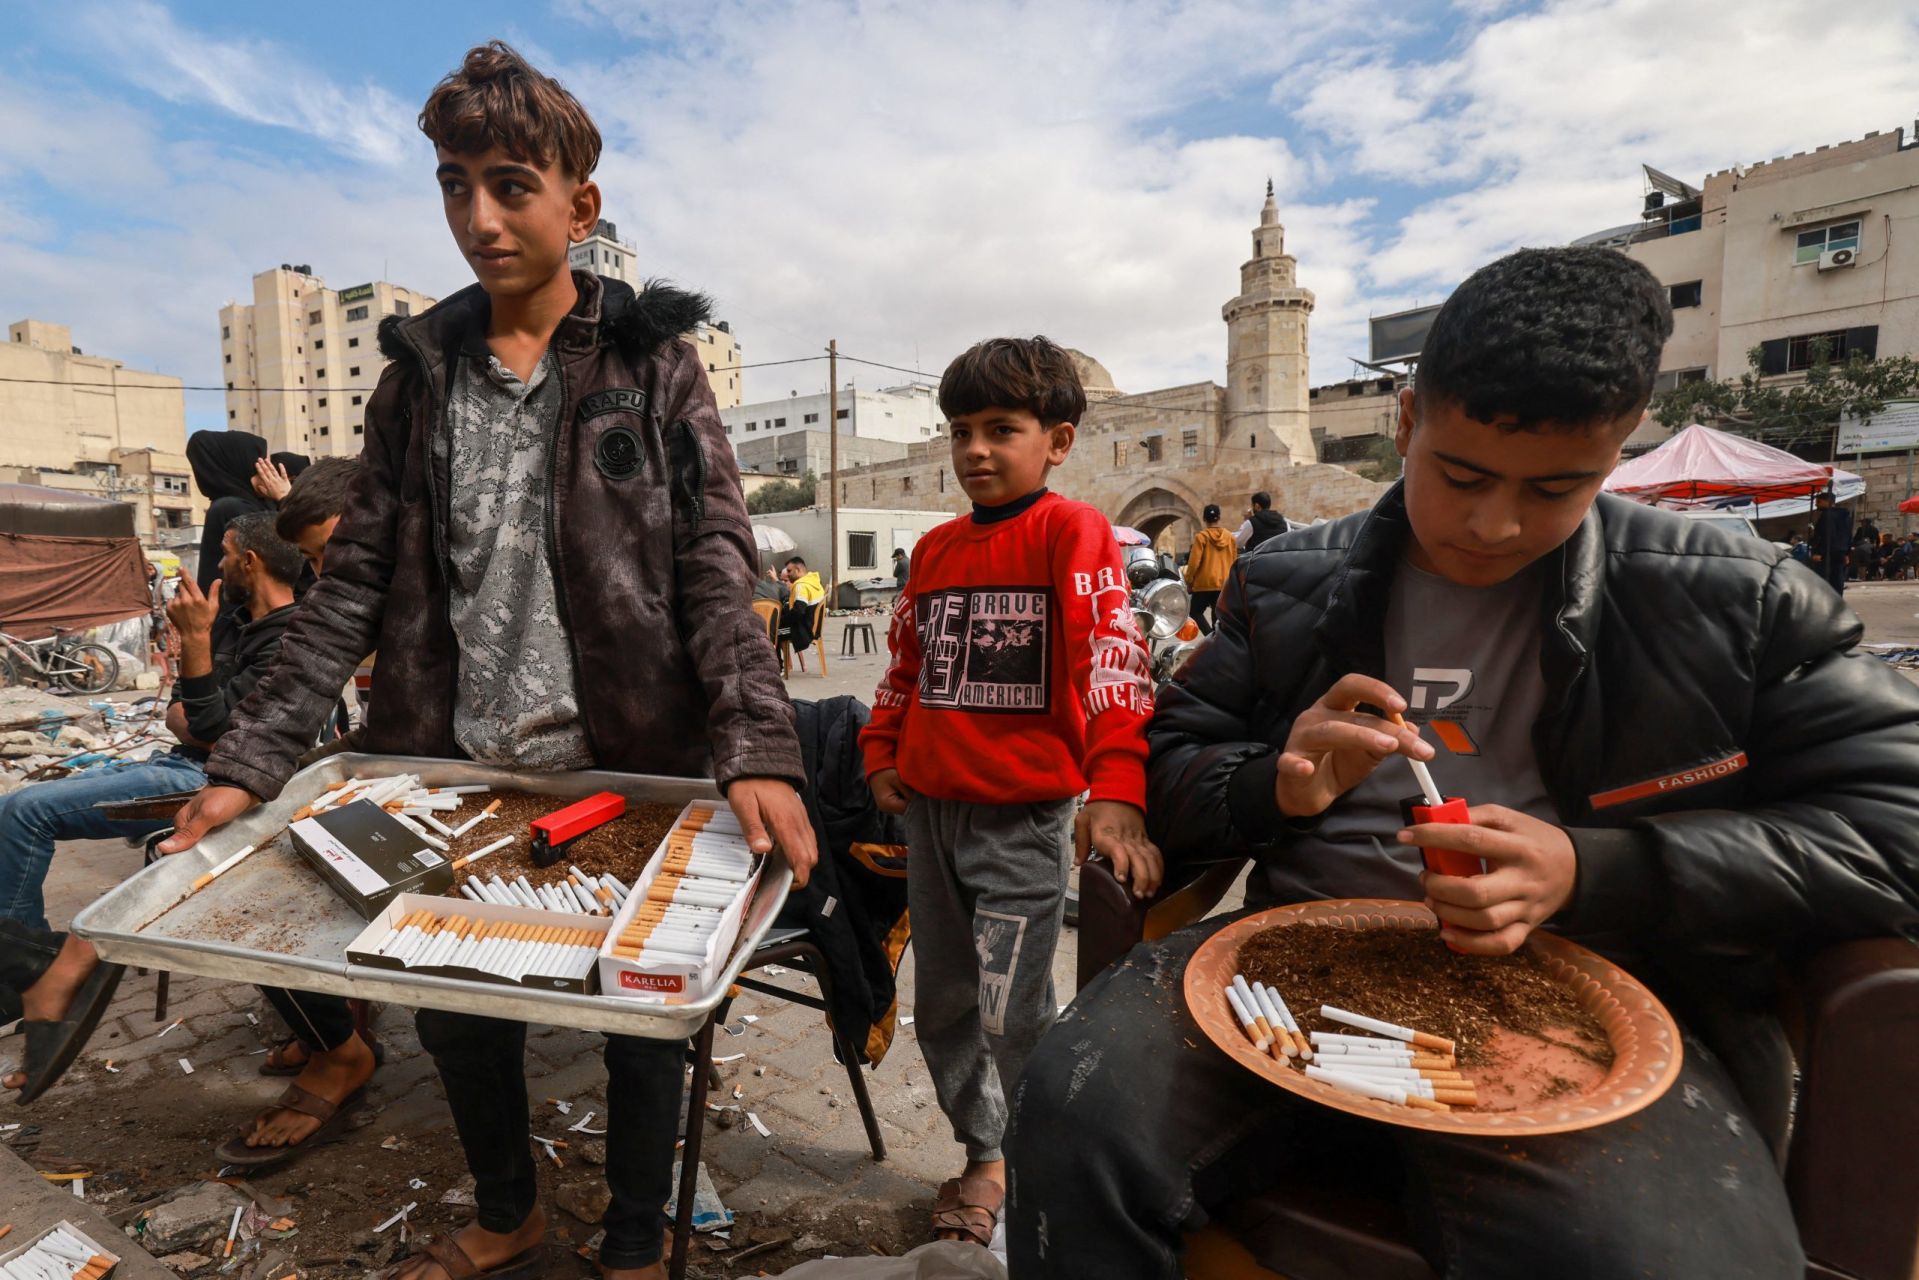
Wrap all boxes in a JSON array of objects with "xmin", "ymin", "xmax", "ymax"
[{"xmin": 1120, "ymin": 544, "xmax": 1205, "ymax": 691}]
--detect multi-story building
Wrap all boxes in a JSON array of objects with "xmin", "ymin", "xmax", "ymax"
[
  {"xmin": 692, "ymin": 321, "xmax": 743, "ymax": 410},
  {"xmin": 732, "ymin": 429, "xmax": 911, "ymax": 481},
  {"xmin": 220, "ymin": 265, "xmax": 436, "ymax": 457},
  {"xmin": 0, "ymin": 319, "xmax": 203, "ymax": 539},
  {"xmin": 721, "ymin": 383, "xmax": 944, "ymax": 453},
  {"xmin": 570, "ymin": 219, "xmax": 745, "ymax": 408},
  {"xmin": 569, "ymin": 219, "xmax": 637, "ymax": 287}
]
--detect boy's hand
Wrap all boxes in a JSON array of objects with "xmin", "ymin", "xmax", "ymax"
[
  {"xmin": 1402, "ymin": 804, "xmax": 1577, "ymax": 956},
  {"xmin": 158, "ymin": 785, "xmax": 260, "ymax": 854},
  {"xmin": 1274, "ymin": 674, "xmax": 1432, "ymax": 819},
  {"xmin": 869, "ymin": 768, "xmax": 913, "ymax": 815},
  {"xmin": 727, "ymin": 777, "xmax": 817, "ymax": 888},
  {"xmin": 1075, "ymin": 800, "xmax": 1163, "ymax": 900}
]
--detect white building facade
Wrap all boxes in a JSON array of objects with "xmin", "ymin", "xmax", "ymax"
[{"xmin": 721, "ymin": 383, "xmax": 942, "ymax": 454}]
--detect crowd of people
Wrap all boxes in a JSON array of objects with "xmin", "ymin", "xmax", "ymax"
[{"xmin": 1, "ymin": 40, "xmax": 1915, "ymax": 1280}]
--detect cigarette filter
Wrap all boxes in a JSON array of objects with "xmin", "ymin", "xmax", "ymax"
[{"xmin": 1319, "ymin": 1006, "xmax": 1456, "ymax": 1055}]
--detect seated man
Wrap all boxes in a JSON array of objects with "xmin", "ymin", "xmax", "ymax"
[
  {"xmin": 780, "ymin": 555, "xmax": 826, "ymax": 667},
  {"xmin": 1003, "ymin": 248, "xmax": 1919, "ymax": 1279}
]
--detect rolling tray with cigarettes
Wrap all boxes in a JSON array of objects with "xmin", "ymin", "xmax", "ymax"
[
  {"xmin": 1186, "ymin": 899, "xmax": 1685, "ymax": 1135},
  {"xmin": 71, "ymin": 755, "xmax": 790, "ymax": 1040}
]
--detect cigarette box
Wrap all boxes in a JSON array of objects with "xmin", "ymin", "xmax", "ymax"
[
  {"xmin": 0, "ymin": 1219, "xmax": 121, "ymax": 1278},
  {"xmin": 289, "ymin": 799, "xmax": 453, "ymax": 921},
  {"xmin": 597, "ymin": 800, "xmax": 763, "ymax": 1004},
  {"xmin": 344, "ymin": 893, "xmax": 611, "ymax": 994}
]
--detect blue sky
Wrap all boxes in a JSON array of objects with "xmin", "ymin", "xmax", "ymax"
[{"xmin": 3, "ymin": 0, "xmax": 1915, "ymax": 437}]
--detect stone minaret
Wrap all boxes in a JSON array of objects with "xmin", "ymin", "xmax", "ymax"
[{"xmin": 1222, "ymin": 180, "xmax": 1316, "ymax": 463}]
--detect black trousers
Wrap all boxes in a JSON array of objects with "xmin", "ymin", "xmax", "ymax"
[
  {"xmin": 1189, "ymin": 591, "xmax": 1221, "ymax": 636},
  {"xmin": 415, "ymin": 1009, "xmax": 686, "ymax": 1269},
  {"xmin": 1004, "ymin": 911, "xmax": 1804, "ymax": 1280},
  {"xmin": 781, "ymin": 600, "xmax": 819, "ymax": 649},
  {"xmin": 0, "ymin": 919, "xmax": 63, "ymax": 1024},
  {"xmin": 258, "ymin": 987, "xmax": 357, "ymax": 1052}
]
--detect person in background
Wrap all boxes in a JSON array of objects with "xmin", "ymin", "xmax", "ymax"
[
  {"xmin": 1807, "ymin": 489, "xmax": 1852, "ymax": 594},
  {"xmin": 1239, "ymin": 491, "xmax": 1287, "ymax": 552},
  {"xmin": 893, "ymin": 546, "xmax": 910, "ymax": 590},
  {"xmin": 782, "ymin": 555, "xmax": 827, "ymax": 669},
  {"xmin": 753, "ymin": 565, "xmax": 788, "ymax": 605},
  {"xmin": 186, "ymin": 430, "xmax": 270, "ymax": 593},
  {"xmin": 1181, "ymin": 504, "xmax": 1237, "ymax": 635},
  {"xmin": 1787, "ymin": 529, "xmax": 1810, "ymax": 564}
]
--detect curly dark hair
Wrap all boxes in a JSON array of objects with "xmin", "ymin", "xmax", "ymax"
[
  {"xmin": 419, "ymin": 41, "xmax": 602, "ymax": 181},
  {"xmin": 938, "ymin": 336, "xmax": 1087, "ymax": 427},
  {"xmin": 1415, "ymin": 246, "xmax": 1673, "ymax": 431}
]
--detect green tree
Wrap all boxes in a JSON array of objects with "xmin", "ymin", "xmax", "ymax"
[
  {"xmin": 746, "ymin": 471, "xmax": 817, "ymax": 515},
  {"xmin": 1352, "ymin": 435, "xmax": 1402, "ymax": 483},
  {"xmin": 1652, "ymin": 341, "xmax": 1919, "ymax": 454}
]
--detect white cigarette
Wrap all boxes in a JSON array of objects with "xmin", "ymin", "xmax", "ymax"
[
  {"xmin": 224, "ymin": 1204, "xmax": 244, "ymax": 1255},
  {"xmin": 1317, "ymin": 1009, "xmax": 1454, "ymax": 1054},
  {"xmin": 566, "ymin": 877, "xmax": 599, "ymax": 912},
  {"xmin": 390, "ymin": 812, "xmax": 449, "ymax": 851},
  {"xmin": 534, "ymin": 884, "xmax": 562, "ymax": 912},
  {"xmin": 190, "ymin": 842, "xmax": 259, "ymax": 892},
  {"xmin": 1407, "ymin": 756, "xmax": 1444, "ymax": 808},
  {"xmin": 459, "ymin": 882, "xmax": 486, "ymax": 903},
  {"xmin": 423, "ymin": 814, "xmax": 458, "ymax": 837},
  {"xmin": 603, "ymin": 874, "xmax": 630, "ymax": 896},
  {"xmin": 1248, "ymin": 985, "xmax": 1296, "ymax": 1057},
  {"xmin": 1310, "ymin": 1032, "xmax": 1408, "ymax": 1050},
  {"xmin": 449, "ymin": 810, "xmax": 495, "ymax": 839},
  {"xmin": 1306, "ymin": 1065, "xmax": 1410, "ymax": 1105},
  {"xmin": 427, "ymin": 785, "xmax": 491, "ymax": 796},
  {"xmin": 458, "ymin": 834, "xmax": 514, "ymax": 867},
  {"xmin": 374, "ymin": 1202, "xmax": 418, "ymax": 1233},
  {"xmin": 1223, "ymin": 985, "xmax": 1269, "ymax": 1050}
]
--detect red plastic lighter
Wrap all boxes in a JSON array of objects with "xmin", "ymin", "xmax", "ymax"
[
  {"xmin": 1401, "ymin": 795, "xmax": 1488, "ymax": 878},
  {"xmin": 530, "ymin": 791, "xmax": 626, "ymax": 867}
]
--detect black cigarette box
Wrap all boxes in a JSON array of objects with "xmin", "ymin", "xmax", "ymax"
[{"xmin": 290, "ymin": 800, "xmax": 452, "ymax": 920}]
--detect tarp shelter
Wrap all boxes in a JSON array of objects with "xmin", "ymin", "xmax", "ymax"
[
  {"xmin": 0, "ymin": 484, "xmax": 150, "ymax": 640},
  {"xmin": 1605, "ymin": 423, "xmax": 1864, "ymax": 519}
]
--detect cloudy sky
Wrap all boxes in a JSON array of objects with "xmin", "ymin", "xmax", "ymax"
[{"xmin": 3, "ymin": 0, "xmax": 1916, "ymax": 435}]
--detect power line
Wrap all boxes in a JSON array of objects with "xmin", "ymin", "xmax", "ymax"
[{"xmin": 837, "ymin": 354, "xmax": 939, "ymax": 382}]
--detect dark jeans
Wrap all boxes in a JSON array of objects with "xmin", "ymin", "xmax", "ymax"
[
  {"xmin": 1813, "ymin": 554, "xmax": 1847, "ymax": 594},
  {"xmin": 1190, "ymin": 590, "xmax": 1221, "ymax": 636},
  {"xmin": 415, "ymin": 1009, "xmax": 686, "ymax": 1269},
  {"xmin": 781, "ymin": 599, "xmax": 819, "ymax": 649},
  {"xmin": 259, "ymin": 987, "xmax": 357, "ymax": 1052},
  {"xmin": 1004, "ymin": 913, "xmax": 1804, "ymax": 1280},
  {"xmin": 0, "ymin": 920, "xmax": 64, "ymax": 1024}
]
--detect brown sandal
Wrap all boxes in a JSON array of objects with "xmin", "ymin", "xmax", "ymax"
[
  {"xmin": 931, "ymin": 1175, "xmax": 1003, "ymax": 1247},
  {"xmin": 213, "ymin": 1083, "xmax": 365, "ymax": 1168},
  {"xmin": 403, "ymin": 1234, "xmax": 545, "ymax": 1280}
]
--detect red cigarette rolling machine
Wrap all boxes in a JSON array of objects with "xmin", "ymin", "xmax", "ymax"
[{"xmin": 530, "ymin": 791, "xmax": 626, "ymax": 867}]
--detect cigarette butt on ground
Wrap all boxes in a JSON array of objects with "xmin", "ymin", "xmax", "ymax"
[{"xmin": 0, "ymin": 1223, "xmax": 11, "ymax": 1240}]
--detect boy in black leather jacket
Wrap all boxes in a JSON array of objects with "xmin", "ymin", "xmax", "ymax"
[{"xmin": 1003, "ymin": 247, "xmax": 1919, "ymax": 1280}]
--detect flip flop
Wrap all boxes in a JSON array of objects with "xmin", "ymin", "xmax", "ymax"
[
  {"xmin": 214, "ymin": 1083, "xmax": 366, "ymax": 1168},
  {"xmin": 402, "ymin": 1234, "xmax": 545, "ymax": 1280},
  {"xmin": 930, "ymin": 1175, "xmax": 1003, "ymax": 1248},
  {"xmin": 14, "ymin": 961, "xmax": 125, "ymax": 1104}
]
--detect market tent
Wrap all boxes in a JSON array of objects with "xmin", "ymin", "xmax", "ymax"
[
  {"xmin": 1605, "ymin": 424, "xmax": 1842, "ymax": 504},
  {"xmin": 0, "ymin": 484, "xmax": 149, "ymax": 639}
]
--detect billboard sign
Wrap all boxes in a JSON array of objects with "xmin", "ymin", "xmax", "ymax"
[
  {"xmin": 1369, "ymin": 304, "xmax": 1444, "ymax": 364},
  {"xmin": 1837, "ymin": 400, "xmax": 1919, "ymax": 454},
  {"xmin": 338, "ymin": 284, "xmax": 374, "ymax": 304}
]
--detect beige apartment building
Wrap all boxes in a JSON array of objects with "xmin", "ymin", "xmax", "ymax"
[
  {"xmin": 569, "ymin": 219, "xmax": 744, "ymax": 409},
  {"xmin": 1, "ymin": 319, "xmax": 203, "ymax": 540},
  {"xmin": 220, "ymin": 265, "xmax": 436, "ymax": 457}
]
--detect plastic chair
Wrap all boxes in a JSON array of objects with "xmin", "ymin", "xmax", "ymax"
[
  {"xmin": 1075, "ymin": 854, "xmax": 1919, "ymax": 1280},
  {"xmin": 750, "ymin": 599, "xmax": 780, "ymax": 647},
  {"xmin": 779, "ymin": 606, "xmax": 829, "ymax": 679}
]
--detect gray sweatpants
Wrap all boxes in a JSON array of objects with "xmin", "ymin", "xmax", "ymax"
[{"xmin": 905, "ymin": 794, "xmax": 1076, "ymax": 1164}]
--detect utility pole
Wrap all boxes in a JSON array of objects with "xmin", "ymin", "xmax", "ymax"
[{"xmin": 828, "ymin": 339, "xmax": 839, "ymax": 603}]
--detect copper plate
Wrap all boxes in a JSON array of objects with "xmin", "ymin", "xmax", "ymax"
[{"xmin": 1185, "ymin": 900, "xmax": 1684, "ymax": 1136}]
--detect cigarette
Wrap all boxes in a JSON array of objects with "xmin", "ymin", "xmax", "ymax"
[
  {"xmin": 190, "ymin": 842, "xmax": 259, "ymax": 892},
  {"xmin": 449, "ymin": 799, "xmax": 503, "ymax": 839},
  {"xmin": 1389, "ymin": 712, "xmax": 1444, "ymax": 807},
  {"xmin": 422, "ymin": 814, "xmax": 458, "ymax": 837},
  {"xmin": 374, "ymin": 1202, "xmax": 417, "ymax": 1233},
  {"xmin": 1258, "ymin": 983, "xmax": 1311, "ymax": 1059},
  {"xmin": 1305, "ymin": 1064, "xmax": 1410, "ymax": 1105},
  {"xmin": 1312, "ymin": 1044, "xmax": 1454, "ymax": 1069},
  {"xmin": 459, "ymin": 881, "xmax": 486, "ymax": 902},
  {"xmin": 224, "ymin": 1204, "xmax": 244, "ymax": 1256},
  {"xmin": 1248, "ymin": 984, "xmax": 1298, "ymax": 1058},
  {"xmin": 427, "ymin": 784, "xmax": 492, "ymax": 796},
  {"xmin": 1319, "ymin": 1006, "xmax": 1455, "ymax": 1055},
  {"xmin": 1223, "ymin": 984, "xmax": 1270, "ymax": 1052},
  {"xmin": 389, "ymin": 811, "xmax": 449, "ymax": 851}
]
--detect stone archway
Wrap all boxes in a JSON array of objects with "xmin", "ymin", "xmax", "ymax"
[{"xmin": 1114, "ymin": 484, "xmax": 1203, "ymax": 556}]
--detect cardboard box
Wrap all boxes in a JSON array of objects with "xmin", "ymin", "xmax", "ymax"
[
  {"xmin": 0, "ymin": 1219, "xmax": 121, "ymax": 1278},
  {"xmin": 597, "ymin": 800, "xmax": 762, "ymax": 1003},
  {"xmin": 290, "ymin": 800, "xmax": 452, "ymax": 920},
  {"xmin": 345, "ymin": 893, "xmax": 610, "ymax": 994}
]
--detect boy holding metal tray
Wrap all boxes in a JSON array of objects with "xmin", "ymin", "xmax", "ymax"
[
  {"xmin": 1001, "ymin": 247, "xmax": 1919, "ymax": 1278},
  {"xmin": 159, "ymin": 42, "xmax": 814, "ymax": 1280}
]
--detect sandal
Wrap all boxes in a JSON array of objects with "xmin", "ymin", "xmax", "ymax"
[
  {"xmin": 402, "ymin": 1234, "xmax": 544, "ymax": 1280},
  {"xmin": 213, "ymin": 1083, "xmax": 366, "ymax": 1168},
  {"xmin": 260, "ymin": 1027, "xmax": 386, "ymax": 1076},
  {"xmin": 930, "ymin": 1175, "xmax": 1003, "ymax": 1248},
  {"xmin": 14, "ymin": 961, "xmax": 125, "ymax": 1105}
]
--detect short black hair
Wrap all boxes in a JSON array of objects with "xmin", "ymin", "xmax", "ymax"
[
  {"xmin": 1203, "ymin": 504, "xmax": 1221, "ymax": 522},
  {"xmin": 1415, "ymin": 246, "xmax": 1672, "ymax": 431},
  {"xmin": 1251, "ymin": 492, "xmax": 1271, "ymax": 510},
  {"xmin": 226, "ymin": 511, "xmax": 304, "ymax": 586},
  {"xmin": 892, "ymin": 547, "xmax": 906, "ymax": 557},
  {"xmin": 276, "ymin": 457, "xmax": 359, "ymax": 541},
  {"xmin": 785, "ymin": 556, "xmax": 806, "ymax": 567},
  {"xmin": 938, "ymin": 336, "xmax": 1086, "ymax": 427}
]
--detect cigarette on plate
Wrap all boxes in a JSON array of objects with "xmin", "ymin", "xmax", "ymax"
[
  {"xmin": 190, "ymin": 842, "xmax": 259, "ymax": 892},
  {"xmin": 1223, "ymin": 984, "xmax": 1269, "ymax": 1052},
  {"xmin": 1319, "ymin": 1005, "xmax": 1455, "ymax": 1055},
  {"xmin": 453, "ymin": 834, "xmax": 515, "ymax": 870}
]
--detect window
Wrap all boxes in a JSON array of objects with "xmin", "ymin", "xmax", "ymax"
[
  {"xmin": 315, "ymin": 339, "xmax": 324, "ymax": 350},
  {"xmin": 318, "ymin": 397, "xmax": 328, "ymax": 407},
  {"xmin": 317, "ymin": 368, "xmax": 326, "ymax": 379},
  {"xmin": 842, "ymin": 482, "xmax": 849, "ymax": 502},
  {"xmin": 318, "ymin": 426, "xmax": 329, "ymax": 436},
  {"xmin": 747, "ymin": 423, "xmax": 758, "ymax": 432},
  {"xmin": 938, "ymin": 471, "xmax": 945, "ymax": 493},
  {"xmin": 225, "ymin": 353, "xmax": 231, "ymax": 364},
  {"xmin": 349, "ymin": 366, "xmax": 361, "ymax": 377},
  {"xmin": 1651, "ymin": 368, "xmax": 1709, "ymax": 394},
  {"xmin": 222, "ymin": 325, "xmax": 230, "ymax": 339},
  {"xmin": 346, "ymin": 305, "xmax": 369, "ymax": 321},
  {"xmin": 1145, "ymin": 436, "xmax": 1163, "ymax": 463},
  {"xmin": 1669, "ymin": 281, "xmax": 1703, "ymax": 309},
  {"xmin": 836, "ymin": 408, "xmax": 849, "ymax": 420},
  {"xmin": 351, "ymin": 395, "xmax": 363, "ymax": 406},
  {"xmin": 724, "ymin": 423, "xmax": 733, "ymax": 434},
  {"xmin": 353, "ymin": 424, "xmax": 363, "ymax": 436},
  {"xmin": 902, "ymin": 476, "xmax": 915, "ymax": 493},
  {"xmin": 229, "ymin": 410, "xmax": 236, "ymax": 420},
  {"xmin": 804, "ymin": 412, "xmax": 818, "ymax": 424},
  {"xmin": 395, "ymin": 301, "xmax": 411, "ymax": 317},
  {"xmin": 774, "ymin": 417, "xmax": 786, "ymax": 428},
  {"xmin": 1113, "ymin": 441, "xmax": 1127, "ymax": 466},
  {"xmin": 349, "ymin": 337, "xmax": 360, "ymax": 348},
  {"xmin": 1249, "ymin": 434, "xmax": 1256, "ymax": 449},
  {"xmin": 849, "ymin": 532, "xmax": 877, "ymax": 569},
  {"xmin": 308, "ymin": 311, "xmax": 322, "ymax": 326},
  {"xmin": 1182, "ymin": 429, "xmax": 1199, "ymax": 459},
  {"xmin": 298, "ymin": 376, "xmax": 304, "ymax": 385},
  {"xmin": 1795, "ymin": 220, "xmax": 1861, "ymax": 265},
  {"xmin": 1787, "ymin": 330, "xmax": 1850, "ymax": 371},
  {"xmin": 226, "ymin": 381, "xmax": 233, "ymax": 391},
  {"xmin": 588, "ymin": 249, "xmax": 596, "ymax": 264}
]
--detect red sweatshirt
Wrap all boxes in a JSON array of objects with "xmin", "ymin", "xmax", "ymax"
[{"xmin": 860, "ymin": 491, "xmax": 1153, "ymax": 808}]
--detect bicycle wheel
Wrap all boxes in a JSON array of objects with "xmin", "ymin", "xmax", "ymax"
[
  {"xmin": 56, "ymin": 643, "xmax": 119, "ymax": 694},
  {"xmin": 0, "ymin": 649, "xmax": 18, "ymax": 688}
]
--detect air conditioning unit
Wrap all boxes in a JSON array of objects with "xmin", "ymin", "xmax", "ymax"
[{"xmin": 1818, "ymin": 247, "xmax": 1858, "ymax": 271}]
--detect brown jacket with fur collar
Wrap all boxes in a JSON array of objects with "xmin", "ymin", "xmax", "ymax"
[{"xmin": 206, "ymin": 273, "xmax": 802, "ymax": 799}]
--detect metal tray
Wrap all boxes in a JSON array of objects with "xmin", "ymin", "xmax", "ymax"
[{"xmin": 72, "ymin": 754, "xmax": 792, "ymax": 1040}]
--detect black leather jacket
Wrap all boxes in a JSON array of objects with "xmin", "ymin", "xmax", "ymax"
[{"xmin": 1149, "ymin": 485, "xmax": 1919, "ymax": 958}]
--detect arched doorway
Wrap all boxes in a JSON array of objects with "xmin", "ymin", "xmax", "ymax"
[{"xmin": 1114, "ymin": 485, "xmax": 1203, "ymax": 556}]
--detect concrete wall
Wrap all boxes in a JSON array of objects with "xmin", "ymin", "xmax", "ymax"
[{"xmin": 1, "ymin": 320, "xmax": 189, "ymax": 475}]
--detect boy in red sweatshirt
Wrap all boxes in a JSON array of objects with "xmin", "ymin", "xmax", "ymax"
[{"xmin": 863, "ymin": 336, "xmax": 1162, "ymax": 1247}]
